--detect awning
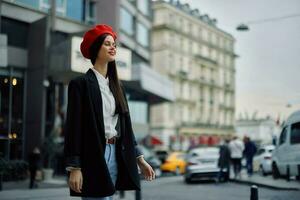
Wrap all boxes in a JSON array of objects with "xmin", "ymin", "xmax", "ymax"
[
  {"xmin": 198, "ymin": 135, "xmax": 220, "ymax": 146},
  {"xmin": 142, "ymin": 135, "xmax": 163, "ymax": 146},
  {"xmin": 123, "ymin": 64, "xmax": 175, "ymax": 105}
]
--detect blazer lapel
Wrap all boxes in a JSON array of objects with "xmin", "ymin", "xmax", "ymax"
[{"xmin": 85, "ymin": 69, "xmax": 106, "ymax": 146}]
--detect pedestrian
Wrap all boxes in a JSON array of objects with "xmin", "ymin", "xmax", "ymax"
[
  {"xmin": 28, "ymin": 147, "xmax": 41, "ymax": 189},
  {"xmin": 64, "ymin": 24, "xmax": 155, "ymax": 199},
  {"xmin": 217, "ymin": 139, "xmax": 231, "ymax": 182},
  {"xmin": 243, "ymin": 136, "xmax": 257, "ymax": 177},
  {"xmin": 229, "ymin": 136, "xmax": 244, "ymax": 179}
]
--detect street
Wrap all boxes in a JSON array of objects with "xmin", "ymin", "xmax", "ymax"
[
  {"xmin": 1, "ymin": 175, "xmax": 299, "ymax": 200},
  {"xmin": 140, "ymin": 176, "xmax": 300, "ymax": 200}
]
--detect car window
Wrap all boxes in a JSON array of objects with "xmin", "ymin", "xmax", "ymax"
[
  {"xmin": 268, "ymin": 149, "xmax": 273, "ymax": 153},
  {"xmin": 176, "ymin": 154, "xmax": 185, "ymax": 159},
  {"xmin": 279, "ymin": 127, "xmax": 287, "ymax": 145},
  {"xmin": 291, "ymin": 122, "xmax": 300, "ymax": 144}
]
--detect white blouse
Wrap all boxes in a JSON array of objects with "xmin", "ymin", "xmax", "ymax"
[{"xmin": 91, "ymin": 67, "xmax": 119, "ymax": 139}]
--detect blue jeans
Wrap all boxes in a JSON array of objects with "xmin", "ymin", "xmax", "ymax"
[
  {"xmin": 246, "ymin": 157, "xmax": 253, "ymax": 175},
  {"xmin": 82, "ymin": 144, "xmax": 118, "ymax": 200}
]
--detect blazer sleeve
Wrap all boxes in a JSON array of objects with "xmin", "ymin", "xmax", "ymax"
[
  {"xmin": 63, "ymin": 79, "xmax": 83, "ymax": 169},
  {"xmin": 120, "ymin": 85, "xmax": 143, "ymax": 158}
]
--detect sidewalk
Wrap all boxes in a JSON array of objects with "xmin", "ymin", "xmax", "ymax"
[
  {"xmin": 230, "ymin": 169, "xmax": 300, "ymax": 191},
  {"xmin": 0, "ymin": 176, "xmax": 136, "ymax": 200},
  {"xmin": 1, "ymin": 175, "xmax": 68, "ymax": 190}
]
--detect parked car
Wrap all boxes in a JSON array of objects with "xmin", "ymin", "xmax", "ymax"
[
  {"xmin": 139, "ymin": 146, "xmax": 162, "ymax": 178},
  {"xmin": 160, "ymin": 152, "xmax": 186, "ymax": 175},
  {"xmin": 272, "ymin": 110, "xmax": 300, "ymax": 180},
  {"xmin": 184, "ymin": 147, "xmax": 223, "ymax": 183},
  {"xmin": 253, "ymin": 145, "xmax": 275, "ymax": 176}
]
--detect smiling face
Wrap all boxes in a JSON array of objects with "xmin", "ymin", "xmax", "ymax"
[{"xmin": 97, "ymin": 35, "xmax": 116, "ymax": 62}]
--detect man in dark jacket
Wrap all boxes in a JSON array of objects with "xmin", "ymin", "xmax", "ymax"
[
  {"xmin": 217, "ymin": 139, "xmax": 231, "ymax": 182},
  {"xmin": 243, "ymin": 136, "xmax": 257, "ymax": 176},
  {"xmin": 28, "ymin": 147, "xmax": 41, "ymax": 189}
]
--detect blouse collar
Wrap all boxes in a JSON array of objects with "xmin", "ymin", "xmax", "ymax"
[{"xmin": 91, "ymin": 67, "xmax": 109, "ymax": 86}]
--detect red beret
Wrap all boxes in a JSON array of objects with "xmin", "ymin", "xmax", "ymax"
[{"xmin": 80, "ymin": 24, "xmax": 117, "ymax": 59}]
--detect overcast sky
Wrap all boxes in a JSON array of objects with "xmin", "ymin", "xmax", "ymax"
[{"xmin": 180, "ymin": 0, "xmax": 300, "ymax": 120}]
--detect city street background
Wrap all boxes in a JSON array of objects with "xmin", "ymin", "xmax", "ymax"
[{"xmin": 1, "ymin": 0, "xmax": 300, "ymax": 199}]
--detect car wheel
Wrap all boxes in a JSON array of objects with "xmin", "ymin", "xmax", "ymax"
[
  {"xmin": 272, "ymin": 162, "xmax": 280, "ymax": 179},
  {"xmin": 175, "ymin": 167, "xmax": 181, "ymax": 176},
  {"xmin": 286, "ymin": 166, "xmax": 290, "ymax": 182},
  {"xmin": 259, "ymin": 165, "xmax": 267, "ymax": 176},
  {"xmin": 185, "ymin": 177, "xmax": 192, "ymax": 184}
]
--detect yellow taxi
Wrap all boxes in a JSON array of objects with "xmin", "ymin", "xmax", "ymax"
[{"xmin": 160, "ymin": 152, "xmax": 186, "ymax": 175}]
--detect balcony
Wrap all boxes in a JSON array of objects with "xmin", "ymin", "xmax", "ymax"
[
  {"xmin": 218, "ymin": 103, "xmax": 235, "ymax": 111},
  {"xmin": 193, "ymin": 54, "xmax": 218, "ymax": 65}
]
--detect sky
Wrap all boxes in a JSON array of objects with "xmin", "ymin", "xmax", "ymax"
[{"xmin": 180, "ymin": 0, "xmax": 300, "ymax": 121}]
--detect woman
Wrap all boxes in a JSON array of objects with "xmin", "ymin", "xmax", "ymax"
[{"xmin": 64, "ymin": 24, "xmax": 155, "ymax": 199}]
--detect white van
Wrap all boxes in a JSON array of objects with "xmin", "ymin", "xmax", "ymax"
[{"xmin": 272, "ymin": 110, "xmax": 300, "ymax": 180}]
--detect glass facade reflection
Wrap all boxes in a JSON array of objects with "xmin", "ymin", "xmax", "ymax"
[
  {"xmin": 0, "ymin": 76, "xmax": 9, "ymax": 139},
  {"xmin": 136, "ymin": 22, "xmax": 149, "ymax": 47},
  {"xmin": 128, "ymin": 101, "xmax": 148, "ymax": 124},
  {"xmin": 14, "ymin": 0, "xmax": 95, "ymax": 24},
  {"xmin": 0, "ymin": 69, "xmax": 25, "ymax": 160},
  {"xmin": 120, "ymin": 7, "xmax": 134, "ymax": 36},
  {"xmin": 137, "ymin": 0, "xmax": 150, "ymax": 16}
]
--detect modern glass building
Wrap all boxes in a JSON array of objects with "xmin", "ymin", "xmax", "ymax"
[
  {"xmin": 0, "ymin": 0, "xmax": 95, "ymax": 166},
  {"xmin": 0, "ymin": 0, "xmax": 173, "ymax": 174}
]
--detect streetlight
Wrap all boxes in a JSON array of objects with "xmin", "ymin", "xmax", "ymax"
[{"xmin": 236, "ymin": 13, "xmax": 300, "ymax": 31}]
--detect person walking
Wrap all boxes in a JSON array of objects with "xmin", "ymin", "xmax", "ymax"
[
  {"xmin": 229, "ymin": 136, "xmax": 244, "ymax": 179},
  {"xmin": 217, "ymin": 139, "xmax": 231, "ymax": 182},
  {"xmin": 64, "ymin": 24, "xmax": 155, "ymax": 199},
  {"xmin": 28, "ymin": 147, "xmax": 41, "ymax": 189},
  {"xmin": 243, "ymin": 136, "xmax": 257, "ymax": 177}
]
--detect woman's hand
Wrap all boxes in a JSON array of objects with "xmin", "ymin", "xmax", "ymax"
[
  {"xmin": 69, "ymin": 169, "xmax": 83, "ymax": 193},
  {"xmin": 137, "ymin": 156, "xmax": 155, "ymax": 181}
]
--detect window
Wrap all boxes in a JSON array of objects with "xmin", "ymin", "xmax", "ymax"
[
  {"xmin": 0, "ymin": 70, "xmax": 25, "ymax": 160},
  {"xmin": 128, "ymin": 101, "xmax": 148, "ymax": 124},
  {"xmin": 202, "ymin": 29, "xmax": 208, "ymax": 41},
  {"xmin": 137, "ymin": 0, "xmax": 149, "ymax": 16},
  {"xmin": 198, "ymin": 27, "xmax": 202, "ymax": 40},
  {"xmin": 177, "ymin": 153, "xmax": 185, "ymax": 159},
  {"xmin": 1, "ymin": 17, "xmax": 29, "ymax": 48},
  {"xmin": 15, "ymin": 0, "xmax": 39, "ymax": 9},
  {"xmin": 136, "ymin": 23, "xmax": 149, "ymax": 47},
  {"xmin": 120, "ymin": 8, "xmax": 134, "ymax": 36},
  {"xmin": 0, "ymin": 76, "xmax": 10, "ymax": 138},
  {"xmin": 279, "ymin": 127, "xmax": 287, "ymax": 145},
  {"xmin": 85, "ymin": 0, "xmax": 96, "ymax": 24},
  {"xmin": 291, "ymin": 122, "xmax": 300, "ymax": 144},
  {"xmin": 65, "ymin": 0, "xmax": 84, "ymax": 21},
  {"xmin": 40, "ymin": 0, "xmax": 67, "ymax": 16}
]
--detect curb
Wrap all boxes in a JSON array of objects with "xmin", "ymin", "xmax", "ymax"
[{"xmin": 230, "ymin": 178, "xmax": 300, "ymax": 191}]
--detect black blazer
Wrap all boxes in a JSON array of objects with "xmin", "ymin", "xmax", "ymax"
[{"xmin": 64, "ymin": 69, "xmax": 141, "ymax": 198}]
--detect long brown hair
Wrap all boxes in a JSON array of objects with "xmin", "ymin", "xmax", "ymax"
[{"xmin": 89, "ymin": 34, "xmax": 128, "ymax": 114}]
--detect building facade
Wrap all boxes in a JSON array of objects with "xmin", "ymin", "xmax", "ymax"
[
  {"xmin": 96, "ymin": 0, "xmax": 174, "ymax": 142},
  {"xmin": 235, "ymin": 117, "xmax": 281, "ymax": 145},
  {"xmin": 0, "ymin": 0, "xmax": 173, "ymax": 171},
  {"xmin": 151, "ymin": 1, "xmax": 236, "ymax": 150}
]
